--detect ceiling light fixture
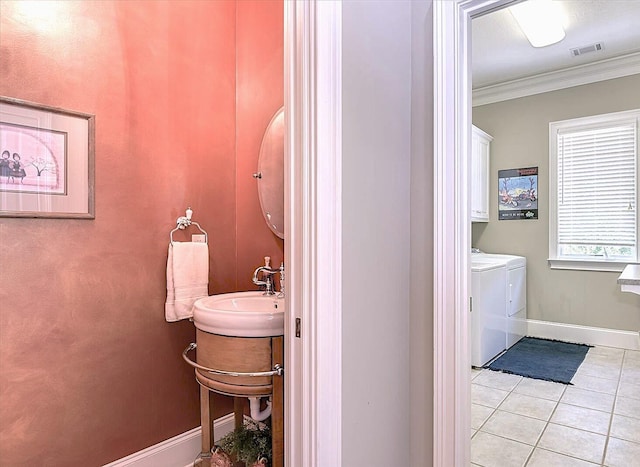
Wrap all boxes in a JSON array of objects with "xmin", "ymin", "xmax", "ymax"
[{"xmin": 509, "ymin": 0, "xmax": 566, "ymax": 48}]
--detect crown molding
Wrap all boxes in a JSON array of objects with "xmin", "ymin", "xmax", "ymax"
[{"xmin": 473, "ymin": 52, "xmax": 640, "ymax": 107}]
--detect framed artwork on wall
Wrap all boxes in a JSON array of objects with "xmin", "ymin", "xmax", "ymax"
[
  {"xmin": 0, "ymin": 96, "xmax": 95, "ymax": 219},
  {"xmin": 498, "ymin": 166, "xmax": 538, "ymax": 220}
]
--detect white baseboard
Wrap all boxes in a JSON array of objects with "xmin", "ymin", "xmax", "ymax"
[
  {"xmin": 103, "ymin": 413, "xmax": 235, "ymax": 467},
  {"xmin": 527, "ymin": 319, "xmax": 640, "ymax": 351}
]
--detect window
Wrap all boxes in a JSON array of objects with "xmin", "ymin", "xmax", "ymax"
[{"xmin": 549, "ymin": 109, "xmax": 639, "ymax": 271}]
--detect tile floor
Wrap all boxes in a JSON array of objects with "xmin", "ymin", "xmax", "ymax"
[{"xmin": 471, "ymin": 345, "xmax": 640, "ymax": 467}]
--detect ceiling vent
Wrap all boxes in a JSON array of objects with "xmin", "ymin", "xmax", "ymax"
[{"xmin": 570, "ymin": 42, "xmax": 604, "ymax": 57}]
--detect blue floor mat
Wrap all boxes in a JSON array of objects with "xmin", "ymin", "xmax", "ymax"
[{"xmin": 483, "ymin": 337, "xmax": 592, "ymax": 384}]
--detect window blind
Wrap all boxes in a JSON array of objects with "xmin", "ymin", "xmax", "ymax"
[{"xmin": 557, "ymin": 122, "xmax": 637, "ymax": 248}]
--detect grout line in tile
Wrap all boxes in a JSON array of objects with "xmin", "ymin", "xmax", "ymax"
[
  {"xmin": 472, "ymin": 345, "xmax": 640, "ymax": 467},
  {"xmin": 522, "ymin": 388, "xmax": 564, "ymax": 466},
  {"xmin": 600, "ymin": 349, "xmax": 627, "ymax": 466},
  {"xmin": 479, "ymin": 366, "xmax": 565, "ymax": 466}
]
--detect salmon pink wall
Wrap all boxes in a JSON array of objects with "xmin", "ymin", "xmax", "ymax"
[
  {"xmin": 0, "ymin": 1, "xmax": 242, "ymax": 465},
  {"xmin": 236, "ymin": 0, "xmax": 285, "ymax": 287}
]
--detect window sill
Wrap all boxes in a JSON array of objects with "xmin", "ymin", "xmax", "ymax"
[{"xmin": 548, "ymin": 258, "xmax": 632, "ymax": 273}]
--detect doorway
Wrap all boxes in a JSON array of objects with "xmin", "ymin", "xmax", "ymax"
[{"xmin": 433, "ymin": 0, "xmax": 516, "ymax": 465}]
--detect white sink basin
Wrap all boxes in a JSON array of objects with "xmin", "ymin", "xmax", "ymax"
[{"xmin": 192, "ymin": 291, "xmax": 284, "ymax": 337}]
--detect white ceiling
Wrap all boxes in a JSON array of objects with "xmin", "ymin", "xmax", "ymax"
[{"xmin": 472, "ymin": 0, "xmax": 640, "ymax": 89}]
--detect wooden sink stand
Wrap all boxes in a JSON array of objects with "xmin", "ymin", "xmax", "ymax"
[{"xmin": 189, "ymin": 332, "xmax": 284, "ymax": 467}]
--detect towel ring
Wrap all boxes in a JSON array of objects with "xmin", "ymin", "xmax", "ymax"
[{"xmin": 169, "ymin": 207, "xmax": 208, "ymax": 243}]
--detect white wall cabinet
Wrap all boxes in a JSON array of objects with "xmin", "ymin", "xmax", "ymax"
[{"xmin": 471, "ymin": 125, "xmax": 492, "ymax": 222}]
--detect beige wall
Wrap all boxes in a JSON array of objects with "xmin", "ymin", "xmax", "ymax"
[{"xmin": 472, "ymin": 74, "xmax": 640, "ymax": 332}]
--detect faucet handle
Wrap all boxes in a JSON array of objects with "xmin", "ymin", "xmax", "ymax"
[
  {"xmin": 264, "ymin": 256, "xmax": 271, "ymax": 268},
  {"xmin": 278, "ymin": 262, "xmax": 285, "ymax": 298}
]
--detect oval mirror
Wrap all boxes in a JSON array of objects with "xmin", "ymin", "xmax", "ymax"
[{"xmin": 256, "ymin": 107, "xmax": 284, "ymax": 239}]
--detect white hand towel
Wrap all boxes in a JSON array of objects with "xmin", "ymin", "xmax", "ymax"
[{"xmin": 165, "ymin": 241, "xmax": 209, "ymax": 322}]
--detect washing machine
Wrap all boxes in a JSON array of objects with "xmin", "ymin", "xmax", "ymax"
[
  {"xmin": 472, "ymin": 252, "xmax": 527, "ymax": 351},
  {"xmin": 471, "ymin": 257, "xmax": 507, "ymax": 367}
]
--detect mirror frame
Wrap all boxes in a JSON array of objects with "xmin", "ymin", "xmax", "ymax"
[{"xmin": 256, "ymin": 107, "xmax": 285, "ymax": 239}]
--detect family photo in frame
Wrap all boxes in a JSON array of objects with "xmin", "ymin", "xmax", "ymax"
[{"xmin": 0, "ymin": 97, "xmax": 94, "ymax": 218}]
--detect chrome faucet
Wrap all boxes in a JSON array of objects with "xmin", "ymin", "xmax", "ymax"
[{"xmin": 252, "ymin": 257, "xmax": 284, "ymax": 296}]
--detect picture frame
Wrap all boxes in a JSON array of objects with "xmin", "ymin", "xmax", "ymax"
[
  {"xmin": 498, "ymin": 166, "xmax": 538, "ymax": 220},
  {"xmin": 0, "ymin": 96, "xmax": 95, "ymax": 219}
]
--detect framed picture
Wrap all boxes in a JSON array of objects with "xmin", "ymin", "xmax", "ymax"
[
  {"xmin": 0, "ymin": 97, "xmax": 95, "ymax": 218},
  {"xmin": 498, "ymin": 166, "xmax": 538, "ymax": 220}
]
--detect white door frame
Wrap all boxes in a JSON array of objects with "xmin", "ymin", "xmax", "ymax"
[
  {"xmin": 285, "ymin": 1, "xmax": 515, "ymax": 466},
  {"xmin": 433, "ymin": 1, "xmax": 516, "ymax": 465},
  {"xmin": 284, "ymin": 2, "xmax": 342, "ymax": 466}
]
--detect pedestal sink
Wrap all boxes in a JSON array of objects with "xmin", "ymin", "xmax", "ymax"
[
  {"xmin": 185, "ymin": 290, "xmax": 285, "ymax": 395},
  {"xmin": 184, "ymin": 290, "xmax": 286, "ymax": 467},
  {"xmin": 192, "ymin": 291, "xmax": 284, "ymax": 337},
  {"xmin": 182, "ymin": 291, "xmax": 285, "ymax": 467}
]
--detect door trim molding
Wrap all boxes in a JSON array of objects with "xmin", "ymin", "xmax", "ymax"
[
  {"xmin": 432, "ymin": 1, "xmax": 511, "ymax": 465},
  {"xmin": 285, "ymin": 2, "xmax": 342, "ymax": 466},
  {"xmin": 433, "ymin": 2, "xmax": 471, "ymax": 464}
]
